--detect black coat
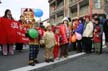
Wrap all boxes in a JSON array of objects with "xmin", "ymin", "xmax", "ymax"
[{"xmin": 103, "ymin": 20, "xmax": 108, "ymax": 42}]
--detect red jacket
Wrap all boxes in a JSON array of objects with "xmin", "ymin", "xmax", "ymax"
[
  {"xmin": 59, "ymin": 24, "xmax": 68, "ymax": 44},
  {"xmin": 0, "ymin": 17, "xmax": 7, "ymax": 44},
  {"xmin": 55, "ymin": 34, "xmax": 60, "ymax": 46},
  {"xmin": 0, "ymin": 18, "xmax": 18, "ymax": 44},
  {"xmin": 93, "ymin": 26, "xmax": 102, "ymax": 43}
]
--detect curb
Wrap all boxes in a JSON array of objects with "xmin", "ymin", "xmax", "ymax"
[{"xmin": 10, "ymin": 52, "xmax": 85, "ymax": 71}]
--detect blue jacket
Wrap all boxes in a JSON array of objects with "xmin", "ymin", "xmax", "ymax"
[{"xmin": 75, "ymin": 23, "xmax": 84, "ymax": 34}]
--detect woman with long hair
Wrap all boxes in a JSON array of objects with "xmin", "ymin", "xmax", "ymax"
[{"xmin": 2, "ymin": 9, "xmax": 14, "ymax": 55}]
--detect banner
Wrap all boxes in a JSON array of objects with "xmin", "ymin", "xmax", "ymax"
[{"xmin": 0, "ymin": 17, "xmax": 29, "ymax": 44}]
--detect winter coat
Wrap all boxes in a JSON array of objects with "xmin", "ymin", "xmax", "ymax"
[
  {"xmin": 59, "ymin": 24, "xmax": 69, "ymax": 44},
  {"xmin": 93, "ymin": 24, "xmax": 103, "ymax": 43},
  {"xmin": 43, "ymin": 31, "xmax": 56, "ymax": 48},
  {"xmin": 103, "ymin": 20, "xmax": 108, "ymax": 42},
  {"xmin": 75, "ymin": 22, "xmax": 84, "ymax": 35},
  {"xmin": 55, "ymin": 34, "xmax": 60, "ymax": 46},
  {"xmin": 83, "ymin": 21, "xmax": 94, "ymax": 37}
]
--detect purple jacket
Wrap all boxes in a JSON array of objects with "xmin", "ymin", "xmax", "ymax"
[{"xmin": 75, "ymin": 23, "xmax": 84, "ymax": 34}]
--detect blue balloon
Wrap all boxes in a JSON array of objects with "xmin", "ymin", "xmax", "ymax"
[{"xmin": 34, "ymin": 9, "xmax": 43, "ymax": 17}]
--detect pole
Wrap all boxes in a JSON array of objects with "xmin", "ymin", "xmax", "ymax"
[
  {"xmin": 64, "ymin": 0, "xmax": 67, "ymax": 17},
  {"xmin": 77, "ymin": 3, "xmax": 80, "ymax": 17},
  {"xmin": 89, "ymin": 0, "xmax": 93, "ymax": 20}
]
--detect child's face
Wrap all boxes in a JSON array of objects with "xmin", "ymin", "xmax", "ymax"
[
  {"xmin": 55, "ymin": 29, "xmax": 59, "ymax": 34},
  {"xmin": 95, "ymin": 20, "xmax": 99, "ymax": 24},
  {"xmin": 47, "ymin": 26, "xmax": 52, "ymax": 31},
  {"xmin": 32, "ymin": 21, "xmax": 35, "ymax": 24},
  {"xmin": 85, "ymin": 18, "xmax": 90, "ymax": 23},
  {"xmin": 7, "ymin": 11, "xmax": 11, "ymax": 16},
  {"xmin": 63, "ymin": 20, "xmax": 68, "ymax": 24}
]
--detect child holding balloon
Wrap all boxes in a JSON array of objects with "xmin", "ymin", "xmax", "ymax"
[
  {"xmin": 75, "ymin": 18, "xmax": 84, "ymax": 53},
  {"xmin": 28, "ymin": 20, "xmax": 40, "ymax": 66}
]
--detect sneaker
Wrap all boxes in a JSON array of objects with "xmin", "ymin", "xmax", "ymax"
[
  {"xmin": 28, "ymin": 61, "xmax": 35, "ymax": 66},
  {"xmin": 2, "ymin": 52, "xmax": 8, "ymax": 56},
  {"xmin": 56, "ymin": 57, "xmax": 59, "ymax": 60},
  {"xmin": 3, "ymin": 53, "xmax": 7, "ymax": 56},
  {"xmin": 45, "ymin": 59, "xmax": 50, "ymax": 63},
  {"xmin": 55, "ymin": 58, "xmax": 59, "ymax": 60},
  {"xmin": 49, "ymin": 59, "xmax": 54, "ymax": 62},
  {"xmin": 61, "ymin": 56, "xmax": 65, "ymax": 59},
  {"xmin": 10, "ymin": 52, "xmax": 14, "ymax": 55},
  {"xmin": 34, "ymin": 60, "xmax": 39, "ymax": 63}
]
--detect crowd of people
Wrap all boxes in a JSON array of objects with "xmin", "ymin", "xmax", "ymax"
[{"xmin": 0, "ymin": 9, "xmax": 108, "ymax": 66}]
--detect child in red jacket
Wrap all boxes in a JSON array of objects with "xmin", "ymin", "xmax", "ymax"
[
  {"xmin": 53, "ymin": 27, "xmax": 60, "ymax": 60},
  {"xmin": 93, "ymin": 18, "xmax": 103, "ymax": 54}
]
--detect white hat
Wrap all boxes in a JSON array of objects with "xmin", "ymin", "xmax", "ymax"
[
  {"xmin": 44, "ymin": 23, "xmax": 51, "ymax": 28},
  {"xmin": 74, "ymin": 17, "xmax": 79, "ymax": 20},
  {"xmin": 62, "ymin": 17, "xmax": 69, "ymax": 22}
]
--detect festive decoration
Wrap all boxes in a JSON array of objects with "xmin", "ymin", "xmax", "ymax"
[
  {"xmin": 22, "ymin": 8, "xmax": 34, "ymax": 24},
  {"xmin": 75, "ymin": 32, "xmax": 82, "ymax": 40},
  {"xmin": 21, "ymin": 8, "xmax": 36, "ymax": 34},
  {"xmin": 71, "ymin": 34, "xmax": 76, "ymax": 43},
  {"xmin": 34, "ymin": 9, "xmax": 43, "ymax": 17},
  {"xmin": 28, "ymin": 29, "xmax": 38, "ymax": 39}
]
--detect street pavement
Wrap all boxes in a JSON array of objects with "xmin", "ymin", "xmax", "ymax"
[
  {"xmin": 0, "ymin": 46, "xmax": 76, "ymax": 71},
  {"xmin": 46, "ymin": 48, "xmax": 108, "ymax": 71},
  {"xmin": 0, "ymin": 44, "xmax": 108, "ymax": 71},
  {"xmin": 10, "ymin": 48, "xmax": 108, "ymax": 71}
]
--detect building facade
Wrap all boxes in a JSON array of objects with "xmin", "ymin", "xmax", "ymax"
[
  {"xmin": 48, "ymin": 0, "xmax": 65, "ymax": 24},
  {"xmin": 49, "ymin": 0, "xmax": 108, "ymax": 24}
]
